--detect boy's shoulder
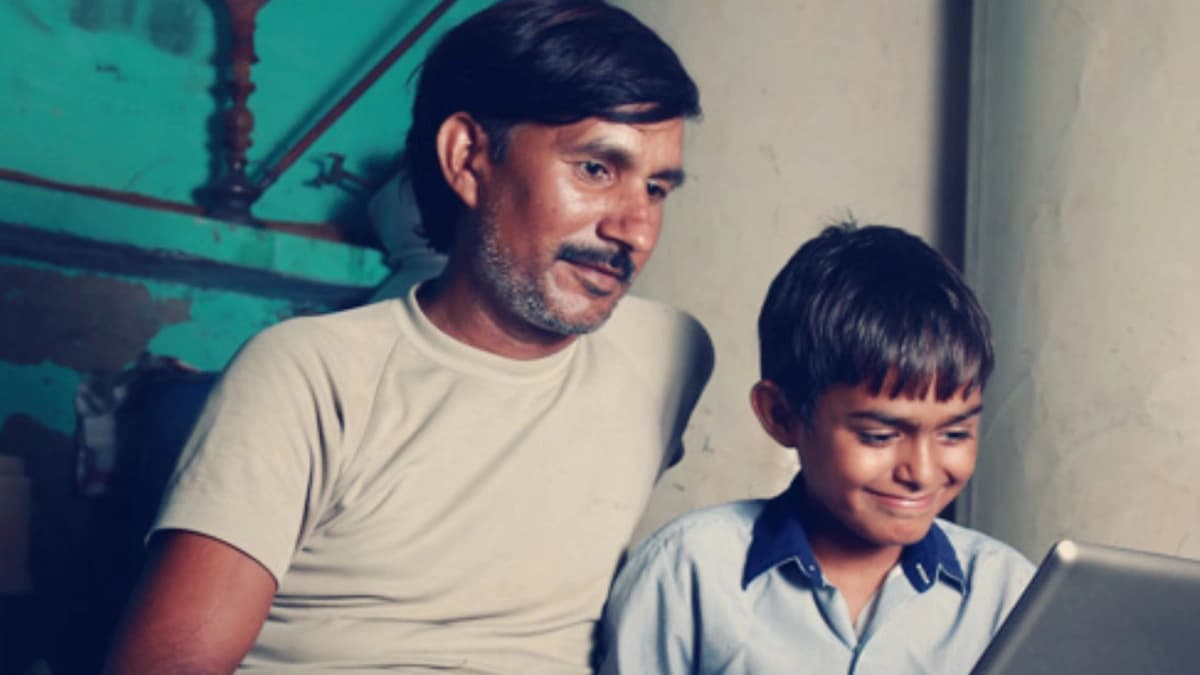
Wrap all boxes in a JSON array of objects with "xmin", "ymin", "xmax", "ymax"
[
  {"xmin": 624, "ymin": 498, "xmax": 769, "ymax": 579},
  {"xmin": 934, "ymin": 518, "xmax": 1037, "ymax": 586}
]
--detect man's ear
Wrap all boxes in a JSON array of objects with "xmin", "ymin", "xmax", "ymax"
[
  {"xmin": 750, "ymin": 380, "xmax": 801, "ymax": 448},
  {"xmin": 435, "ymin": 112, "xmax": 491, "ymax": 210}
]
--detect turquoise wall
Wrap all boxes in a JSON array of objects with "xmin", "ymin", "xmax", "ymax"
[
  {"xmin": 2, "ymin": 0, "xmax": 493, "ymax": 224},
  {"xmin": 0, "ymin": 0, "xmax": 494, "ymax": 436},
  {"xmin": 0, "ymin": 2, "xmax": 493, "ymax": 670}
]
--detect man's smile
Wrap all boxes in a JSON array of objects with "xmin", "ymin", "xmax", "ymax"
[{"xmin": 557, "ymin": 245, "xmax": 635, "ymax": 295}]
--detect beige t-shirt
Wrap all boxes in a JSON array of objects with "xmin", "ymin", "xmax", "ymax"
[{"xmin": 153, "ymin": 286, "xmax": 712, "ymax": 673}]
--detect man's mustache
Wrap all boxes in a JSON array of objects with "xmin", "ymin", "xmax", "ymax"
[{"xmin": 557, "ymin": 245, "xmax": 635, "ymax": 284}]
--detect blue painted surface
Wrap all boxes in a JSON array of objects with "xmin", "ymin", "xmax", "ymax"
[
  {"xmin": 0, "ymin": 0, "xmax": 496, "ymax": 439},
  {"xmin": 1, "ymin": 0, "xmax": 493, "ymax": 225}
]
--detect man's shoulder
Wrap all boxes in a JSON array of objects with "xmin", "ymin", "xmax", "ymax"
[
  {"xmin": 599, "ymin": 295, "xmax": 713, "ymax": 372},
  {"xmin": 259, "ymin": 300, "xmax": 402, "ymax": 345},
  {"xmin": 239, "ymin": 300, "xmax": 404, "ymax": 366},
  {"xmin": 604, "ymin": 295, "xmax": 708, "ymax": 343},
  {"xmin": 224, "ymin": 301, "xmax": 406, "ymax": 387}
]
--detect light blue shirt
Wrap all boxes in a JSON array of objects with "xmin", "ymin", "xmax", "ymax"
[{"xmin": 600, "ymin": 476, "xmax": 1035, "ymax": 675}]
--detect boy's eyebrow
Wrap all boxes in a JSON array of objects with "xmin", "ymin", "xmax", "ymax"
[
  {"xmin": 848, "ymin": 405, "xmax": 984, "ymax": 430},
  {"xmin": 572, "ymin": 139, "xmax": 687, "ymax": 186},
  {"xmin": 941, "ymin": 405, "xmax": 984, "ymax": 427}
]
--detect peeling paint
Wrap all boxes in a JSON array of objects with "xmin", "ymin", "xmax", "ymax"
[{"xmin": 0, "ymin": 263, "xmax": 190, "ymax": 372}]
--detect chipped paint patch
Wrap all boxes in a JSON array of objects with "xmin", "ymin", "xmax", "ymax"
[
  {"xmin": 148, "ymin": 290, "xmax": 306, "ymax": 371},
  {"xmin": 0, "ymin": 263, "xmax": 190, "ymax": 372}
]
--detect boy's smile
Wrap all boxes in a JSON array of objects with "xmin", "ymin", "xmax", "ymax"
[
  {"xmin": 800, "ymin": 380, "xmax": 982, "ymax": 552},
  {"xmin": 753, "ymin": 376, "xmax": 983, "ymax": 557}
]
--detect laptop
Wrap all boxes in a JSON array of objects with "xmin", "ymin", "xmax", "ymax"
[{"xmin": 970, "ymin": 539, "xmax": 1200, "ymax": 675}]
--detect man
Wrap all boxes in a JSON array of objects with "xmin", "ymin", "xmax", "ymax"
[{"xmin": 106, "ymin": 1, "xmax": 711, "ymax": 672}]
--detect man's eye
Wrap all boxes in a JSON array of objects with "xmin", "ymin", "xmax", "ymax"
[
  {"xmin": 647, "ymin": 181, "xmax": 670, "ymax": 201},
  {"xmin": 579, "ymin": 160, "xmax": 610, "ymax": 180}
]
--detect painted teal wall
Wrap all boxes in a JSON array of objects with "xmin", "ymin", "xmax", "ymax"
[
  {"xmin": 2, "ymin": 0, "xmax": 493, "ymax": 224},
  {"xmin": 0, "ymin": 0, "xmax": 494, "ymax": 437},
  {"xmin": 0, "ymin": 2, "xmax": 494, "ymax": 670}
]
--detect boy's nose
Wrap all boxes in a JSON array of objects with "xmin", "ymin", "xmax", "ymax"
[{"xmin": 895, "ymin": 437, "xmax": 938, "ymax": 490}]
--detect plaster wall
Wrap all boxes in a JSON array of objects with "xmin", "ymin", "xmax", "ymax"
[
  {"xmin": 963, "ymin": 0, "xmax": 1200, "ymax": 561},
  {"xmin": 616, "ymin": 1, "xmax": 959, "ymax": 542}
]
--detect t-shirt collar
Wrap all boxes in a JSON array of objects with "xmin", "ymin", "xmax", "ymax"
[
  {"xmin": 742, "ymin": 473, "xmax": 967, "ymax": 595},
  {"xmin": 398, "ymin": 280, "xmax": 579, "ymax": 380}
]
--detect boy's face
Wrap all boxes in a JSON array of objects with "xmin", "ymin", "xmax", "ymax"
[{"xmin": 755, "ymin": 377, "xmax": 983, "ymax": 551}]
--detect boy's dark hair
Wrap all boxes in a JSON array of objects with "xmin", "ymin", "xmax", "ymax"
[
  {"xmin": 758, "ymin": 222, "xmax": 994, "ymax": 422},
  {"xmin": 404, "ymin": 0, "xmax": 701, "ymax": 254}
]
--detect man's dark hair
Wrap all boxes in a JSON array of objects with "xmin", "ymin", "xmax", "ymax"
[
  {"xmin": 758, "ymin": 222, "xmax": 994, "ymax": 423},
  {"xmin": 404, "ymin": 0, "xmax": 701, "ymax": 254}
]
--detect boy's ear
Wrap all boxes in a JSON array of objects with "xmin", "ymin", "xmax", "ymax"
[
  {"xmin": 435, "ymin": 112, "xmax": 492, "ymax": 211},
  {"xmin": 750, "ymin": 380, "xmax": 801, "ymax": 448}
]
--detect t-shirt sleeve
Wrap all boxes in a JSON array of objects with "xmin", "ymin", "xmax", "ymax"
[
  {"xmin": 660, "ymin": 311, "xmax": 715, "ymax": 470},
  {"xmin": 150, "ymin": 322, "xmax": 345, "ymax": 583}
]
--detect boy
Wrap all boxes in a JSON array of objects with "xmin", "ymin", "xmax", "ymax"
[{"xmin": 600, "ymin": 223, "xmax": 1034, "ymax": 674}]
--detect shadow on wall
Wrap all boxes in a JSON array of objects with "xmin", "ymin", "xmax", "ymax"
[
  {"xmin": 930, "ymin": 0, "xmax": 973, "ymax": 269},
  {"xmin": 0, "ymin": 366, "xmax": 217, "ymax": 675}
]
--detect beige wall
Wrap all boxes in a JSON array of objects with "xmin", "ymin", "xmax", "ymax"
[
  {"xmin": 963, "ymin": 0, "xmax": 1200, "ymax": 561},
  {"xmin": 616, "ymin": 1, "xmax": 954, "ymax": 543}
]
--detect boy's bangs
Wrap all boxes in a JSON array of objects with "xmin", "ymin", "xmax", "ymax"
[{"xmin": 854, "ymin": 322, "xmax": 990, "ymax": 402}]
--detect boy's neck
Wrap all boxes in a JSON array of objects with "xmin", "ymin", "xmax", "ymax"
[{"xmin": 801, "ymin": 498, "xmax": 905, "ymax": 623}]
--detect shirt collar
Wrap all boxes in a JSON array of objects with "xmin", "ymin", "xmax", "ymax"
[{"xmin": 742, "ymin": 473, "xmax": 968, "ymax": 595}]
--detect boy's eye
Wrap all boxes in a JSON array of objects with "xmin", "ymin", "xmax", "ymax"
[
  {"xmin": 646, "ymin": 181, "xmax": 671, "ymax": 202},
  {"xmin": 857, "ymin": 431, "xmax": 898, "ymax": 446},
  {"xmin": 940, "ymin": 429, "xmax": 975, "ymax": 444}
]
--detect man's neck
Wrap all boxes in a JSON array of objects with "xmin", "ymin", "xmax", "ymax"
[{"xmin": 416, "ymin": 273, "xmax": 579, "ymax": 361}]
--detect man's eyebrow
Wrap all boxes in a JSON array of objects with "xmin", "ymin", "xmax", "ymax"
[
  {"xmin": 572, "ymin": 140, "xmax": 686, "ymax": 186},
  {"xmin": 653, "ymin": 167, "xmax": 686, "ymax": 187},
  {"xmin": 848, "ymin": 405, "xmax": 983, "ymax": 430}
]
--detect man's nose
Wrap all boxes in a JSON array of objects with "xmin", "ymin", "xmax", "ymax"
[{"xmin": 596, "ymin": 185, "xmax": 660, "ymax": 254}]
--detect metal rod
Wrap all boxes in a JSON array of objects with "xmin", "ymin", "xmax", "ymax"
[
  {"xmin": 255, "ymin": 0, "xmax": 459, "ymax": 194},
  {"xmin": 0, "ymin": 167, "xmax": 348, "ymax": 244}
]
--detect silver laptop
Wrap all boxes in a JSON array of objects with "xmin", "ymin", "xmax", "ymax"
[{"xmin": 970, "ymin": 539, "xmax": 1200, "ymax": 675}]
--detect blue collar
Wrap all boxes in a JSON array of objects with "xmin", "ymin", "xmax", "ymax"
[{"xmin": 742, "ymin": 474, "xmax": 968, "ymax": 594}]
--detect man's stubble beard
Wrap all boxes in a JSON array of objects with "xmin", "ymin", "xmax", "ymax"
[{"xmin": 475, "ymin": 210, "xmax": 616, "ymax": 337}]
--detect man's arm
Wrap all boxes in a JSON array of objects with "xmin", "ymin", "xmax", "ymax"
[{"xmin": 105, "ymin": 530, "xmax": 277, "ymax": 675}]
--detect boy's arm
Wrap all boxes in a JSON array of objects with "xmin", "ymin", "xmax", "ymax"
[
  {"xmin": 599, "ymin": 539, "xmax": 696, "ymax": 675},
  {"xmin": 104, "ymin": 531, "xmax": 277, "ymax": 675}
]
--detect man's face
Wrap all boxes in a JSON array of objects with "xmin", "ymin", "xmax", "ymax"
[
  {"xmin": 794, "ymin": 379, "xmax": 982, "ymax": 551},
  {"xmin": 465, "ymin": 114, "xmax": 686, "ymax": 335}
]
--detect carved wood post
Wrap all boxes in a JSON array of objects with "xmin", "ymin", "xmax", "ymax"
[{"xmin": 206, "ymin": 0, "xmax": 269, "ymax": 225}]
